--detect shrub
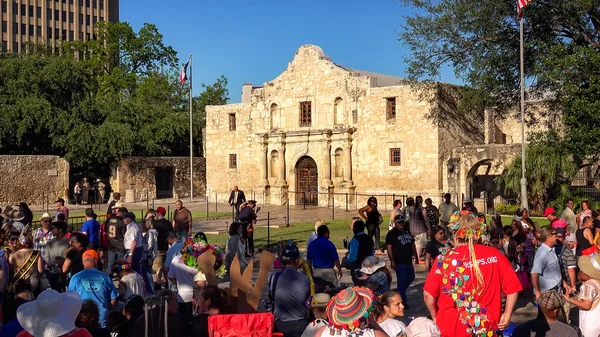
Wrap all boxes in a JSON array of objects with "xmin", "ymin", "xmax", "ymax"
[{"xmin": 494, "ymin": 204, "xmax": 521, "ymax": 215}]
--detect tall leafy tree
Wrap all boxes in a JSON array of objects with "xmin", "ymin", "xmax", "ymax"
[
  {"xmin": 0, "ymin": 22, "xmax": 229, "ymax": 170},
  {"xmin": 495, "ymin": 132, "xmax": 579, "ymax": 210},
  {"xmin": 399, "ymin": 0, "xmax": 600, "ymax": 162}
]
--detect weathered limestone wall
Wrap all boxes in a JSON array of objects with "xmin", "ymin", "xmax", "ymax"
[
  {"xmin": 110, "ymin": 157, "xmax": 206, "ymax": 202},
  {"xmin": 0, "ymin": 155, "xmax": 69, "ymax": 206},
  {"xmin": 206, "ymin": 45, "xmax": 458, "ymax": 206},
  {"xmin": 353, "ymin": 85, "xmax": 441, "ymax": 197}
]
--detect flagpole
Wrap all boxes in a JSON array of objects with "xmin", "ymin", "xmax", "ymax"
[
  {"xmin": 189, "ymin": 54, "xmax": 194, "ymax": 203},
  {"xmin": 519, "ymin": 17, "xmax": 528, "ymax": 209}
]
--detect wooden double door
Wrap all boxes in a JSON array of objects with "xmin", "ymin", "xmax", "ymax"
[{"xmin": 296, "ymin": 156, "xmax": 318, "ymax": 205}]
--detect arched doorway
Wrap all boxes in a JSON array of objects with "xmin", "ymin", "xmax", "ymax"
[
  {"xmin": 467, "ymin": 159, "xmax": 503, "ymax": 213},
  {"xmin": 296, "ymin": 156, "xmax": 318, "ymax": 205}
]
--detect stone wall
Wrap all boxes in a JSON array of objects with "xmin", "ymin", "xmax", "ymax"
[
  {"xmin": 206, "ymin": 45, "xmax": 462, "ymax": 206},
  {"xmin": 0, "ymin": 155, "xmax": 69, "ymax": 206},
  {"xmin": 110, "ymin": 157, "xmax": 206, "ymax": 202}
]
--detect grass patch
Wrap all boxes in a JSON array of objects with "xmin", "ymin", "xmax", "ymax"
[
  {"xmin": 205, "ymin": 214, "xmax": 552, "ymax": 250},
  {"xmin": 206, "ymin": 216, "xmax": 389, "ymax": 249}
]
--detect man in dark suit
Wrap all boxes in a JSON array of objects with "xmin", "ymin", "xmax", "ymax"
[{"xmin": 228, "ymin": 185, "xmax": 246, "ymax": 217}]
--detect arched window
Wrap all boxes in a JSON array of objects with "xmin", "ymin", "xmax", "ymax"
[
  {"xmin": 334, "ymin": 98, "xmax": 344, "ymax": 125},
  {"xmin": 334, "ymin": 148, "xmax": 344, "ymax": 178},
  {"xmin": 270, "ymin": 150, "xmax": 279, "ymax": 179},
  {"xmin": 270, "ymin": 103, "xmax": 280, "ymax": 129}
]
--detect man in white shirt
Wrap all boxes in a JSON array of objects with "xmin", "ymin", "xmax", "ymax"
[
  {"xmin": 560, "ymin": 199, "xmax": 577, "ymax": 237},
  {"xmin": 123, "ymin": 212, "xmax": 143, "ymax": 275},
  {"xmin": 168, "ymin": 244, "xmax": 206, "ymax": 331},
  {"xmin": 438, "ymin": 193, "xmax": 458, "ymax": 235}
]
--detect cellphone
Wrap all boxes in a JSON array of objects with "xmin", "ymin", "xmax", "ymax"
[{"xmin": 353, "ymin": 269, "xmax": 364, "ymax": 279}]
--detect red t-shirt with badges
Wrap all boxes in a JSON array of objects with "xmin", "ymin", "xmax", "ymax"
[{"xmin": 423, "ymin": 244, "xmax": 522, "ymax": 337}]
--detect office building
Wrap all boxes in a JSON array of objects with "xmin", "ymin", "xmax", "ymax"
[{"xmin": 1, "ymin": 0, "xmax": 119, "ymax": 53}]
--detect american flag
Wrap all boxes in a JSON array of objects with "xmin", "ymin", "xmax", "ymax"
[{"xmin": 517, "ymin": 0, "xmax": 531, "ymax": 19}]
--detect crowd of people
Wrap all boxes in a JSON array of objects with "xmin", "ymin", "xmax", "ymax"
[{"xmin": 0, "ymin": 190, "xmax": 598, "ymax": 337}]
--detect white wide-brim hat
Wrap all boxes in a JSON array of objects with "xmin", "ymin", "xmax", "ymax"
[
  {"xmin": 18, "ymin": 290, "xmax": 82, "ymax": 337},
  {"xmin": 359, "ymin": 256, "xmax": 386, "ymax": 275}
]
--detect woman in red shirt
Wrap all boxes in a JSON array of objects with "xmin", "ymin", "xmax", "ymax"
[{"xmin": 423, "ymin": 211, "xmax": 522, "ymax": 337}]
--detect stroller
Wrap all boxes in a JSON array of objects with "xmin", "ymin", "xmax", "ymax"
[{"xmin": 208, "ymin": 312, "xmax": 283, "ymax": 337}]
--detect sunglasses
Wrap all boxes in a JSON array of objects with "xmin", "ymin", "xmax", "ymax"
[{"xmin": 491, "ymin": 241, "xmax": 499, "ymax": 244}]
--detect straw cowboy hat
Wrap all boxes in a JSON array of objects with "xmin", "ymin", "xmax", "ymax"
[
  {"xmin": 579, "ymin": 252, "xmax": 600, "ymax": 280},
  {"xmin": 38, "ymin": 213, "xmax": 52, "ymax": 221},
  {"xmin": 17, "ymin": 289, "xmax": 82, "ymax": 337},
  {"xmin": 310, "ymin": 293, "xmax": 331, "ymax": 308}
]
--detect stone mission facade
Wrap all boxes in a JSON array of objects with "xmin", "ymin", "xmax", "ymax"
[{"xmin": 205, "ymin": 44, "xmax": 486, "ymax": 207}]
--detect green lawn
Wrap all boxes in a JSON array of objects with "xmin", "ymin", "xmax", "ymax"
[
  {"xmin": 204, "ymin": 214, "xmax": 552, "ymax": 251},
  {"xmin": 205, "ymin": 217, "xmax": 359, "ymax": 250}
]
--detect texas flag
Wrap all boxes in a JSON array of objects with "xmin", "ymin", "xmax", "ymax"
[{"xmin": 180, "ymin": 61, "xmax": 189, "ymax": 84}]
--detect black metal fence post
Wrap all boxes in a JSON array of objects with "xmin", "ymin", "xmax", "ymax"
[
  {"xmin": 206, "ymin": 196, "xmax": 209, "ymax": 219},
  {"xmin": 267, "ymin": 212, "xmax": 271, "ymax": 247},
  {"xmin": 345, "ymin": 193, "xmax": 349, "ymax": 212},
  {"xmin": 384, "ymin": 192, "xmax": 387, "ymax": 212},
  {"xmin": 303, "ymin": 192, "xmax": 306, "ymax": 210},
  {"xmin": 152, "ymin": 198, "xmax": 155, "ymax": 210},
  {"xmin": 215, "ymin": 193, "xmax": 218, "ymax": 212},
  {"xmin": 167, "ymin": 205, "xmax": 171, "ymax": 222},
  {"xmin": 286, "ymin": 197, "xmax": 290, "ymax": 227},
  {"xmin": 332, "ymin": 197, "xmax": 335, "ymax": 220}
]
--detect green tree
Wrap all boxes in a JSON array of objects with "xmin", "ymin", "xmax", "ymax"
[
  {"xmin": 495, "ymin": 132, "xmax": 579, "ymax": 210},
  {"xmin": 0, "ymin": 22, "xmax": 229, "ymax": 170},
  {"xmin": 399, "ymin": 0, "xmax": 600, "ymax": 161}
]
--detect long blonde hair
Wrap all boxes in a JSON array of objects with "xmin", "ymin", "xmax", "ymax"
[
  {"xmin": 458, "ymin": 215, "xmax": 485, "ymax": 295},
  {"xmin": 314, "ymin": 219, "xmax": 325, "ymax": 231}
]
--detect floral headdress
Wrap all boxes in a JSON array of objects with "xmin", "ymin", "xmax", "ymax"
[
  {"xmin": 448, "ymin": 211, "xmax": 487, "ymax": 240},
  {"xmin": 181, "ymin": 236, "xmax": 227, "ymax": 278},
  {"xmin": 435, "ymin": 211, "xmax": 498, "ymax": 336}
]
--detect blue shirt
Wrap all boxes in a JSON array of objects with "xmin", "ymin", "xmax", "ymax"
[
  {"xmin": 81, "ymin": 219, "xmax": 100, "ymax": 243},
  {"xmin": 165, "ymin": 240, "xmax": 183, "ymax": 269},
  {"xmin": 307, "ymin": 236, "xmax": 339, "ymax": 269},
  {"xmin": 271, "ymin": 268, "xmax": 310, "ymax": 322},
  {"xmin": 68, "ymin": 268, "xmax": 118, "ymax": 327},
  {"xmin": 348, "ymin": 232, "xmax": 371, "ymax": 263},
  {"xmin": 531, "ymin": 243, "xmax": 562, "ymax": 291},
  {"xmin": 0, "ymin": 318, "xmax": 24, "ymax": 337}
]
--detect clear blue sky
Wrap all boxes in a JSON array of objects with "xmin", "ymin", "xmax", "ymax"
[{"xmin": 121, "ymin": 0, "xmax": 460, "ymax": 103}]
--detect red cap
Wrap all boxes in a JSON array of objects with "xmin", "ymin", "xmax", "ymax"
[
  {"xmin": 156, "ymin": 207, "xmax": 166, "ymax": 215},
  {"xmin": 542, "ymin": 207, "xmax": 556, "ymax": 217}
]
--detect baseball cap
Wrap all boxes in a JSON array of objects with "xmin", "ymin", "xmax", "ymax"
[
  {"xmin": 537, "ymin": 290, "xmax": 565, "ymax": 310},
  {"xmin": 555, "ymin": 228, "xmax": 565, "ymax": 237},
  {"xmin": 123, "ymin": 212, "xmax": 136, "ymax": 220},
  {"xmin": 542, "ymin": 207, "xmax": 556, "ymax": 217},
  {"xmin": 394, "ymin": 214, "xmax": 406, "ymax": 223},
  {"xmin": 156, "ymin": 207, "xmax": 166, "ymax": 215},
  {"xmin": 281, "ymin": 242, "xmax": 299, "ymax": 262},
  {"xmin": 82, "ymin": 250, "xmax": 99, "ymax": 260}
]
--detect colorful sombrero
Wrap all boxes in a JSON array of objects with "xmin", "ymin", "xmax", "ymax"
[{"xmin": 326, "ymin": 287, "xmax": 373, "ymax": 330}]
